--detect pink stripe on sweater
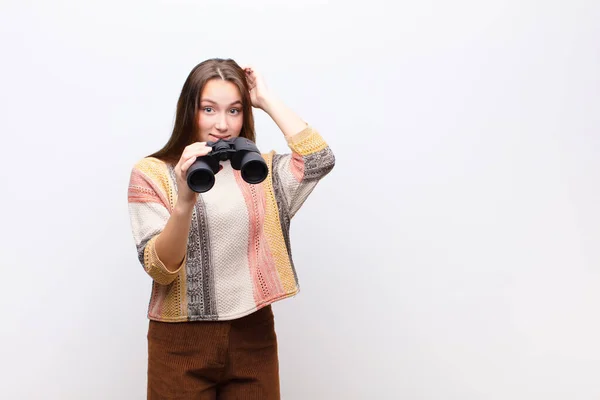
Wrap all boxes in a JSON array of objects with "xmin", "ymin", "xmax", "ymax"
[
  {"xmin": 151, "ymin": 283, "xmax": 168, "ymax": 318},
  {"xmin": 290, "ymin": 152, "xmax": 305, "ymax": 182},
  {"xmin": 234, "ymin": 171, "xmax": 284, "ymax": 305},
  {"xmin": 128, "ymin": 169, "xmax": 171, "ymax": 210}
]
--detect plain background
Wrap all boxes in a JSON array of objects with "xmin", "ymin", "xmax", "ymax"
[{"xmin": 1, "ymin": 0, "xmax": 599, "ymax": 399}]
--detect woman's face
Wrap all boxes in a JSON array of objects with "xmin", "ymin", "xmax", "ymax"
[{"xmin": 196, "ymin": 78, "xmax": 244, "ymax": 143}]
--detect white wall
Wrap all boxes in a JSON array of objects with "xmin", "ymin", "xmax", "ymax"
[{"xmin": 1, "ymin": 0, "xmax": 599, "ymax": 399}]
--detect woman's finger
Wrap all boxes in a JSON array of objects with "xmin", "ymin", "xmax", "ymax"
[
  {"xmin": 183, "ymin": 142, "xmax": 207, "ymax": 153},
  {"xmin": 181, "ymin": 155, "xmax": 200, "ymax": 174},
  {"xmin": 178, "ymin": 142, "xmax": 212, "ymax": 174},
  {"xmin": 183, "ymin": 143, "xmax": 210, "ymax": 158}
]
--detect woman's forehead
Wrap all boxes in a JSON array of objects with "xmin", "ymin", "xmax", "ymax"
[{"xmin": 200, "ymin": 79, "xmax": 242, "ymax": 104}]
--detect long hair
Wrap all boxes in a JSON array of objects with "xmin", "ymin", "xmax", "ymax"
[{"xmin": 148, "ymin": 58, "xmax": 256, "ymax": 164}]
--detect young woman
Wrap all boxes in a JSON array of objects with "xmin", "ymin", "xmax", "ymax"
[{"xmin": 127, "ymin": 58, "xmax": 335, "ymax": 399}]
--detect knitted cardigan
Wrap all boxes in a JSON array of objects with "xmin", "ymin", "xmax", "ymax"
[{"xmin": 127, "ymin": 125, "xmax": 335, "ymax": 322}]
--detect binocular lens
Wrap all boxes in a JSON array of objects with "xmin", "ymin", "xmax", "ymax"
[
  {"xmin": 242, "ymin": 160, "xmax": 269, "ymax": 183},
  {"xmin": 187, "ymin": 162, "xmax": 216, "ymax": 193},
  {"xmin": 240, "ymin": 152, "xmax": 268, "ymax": 184}
]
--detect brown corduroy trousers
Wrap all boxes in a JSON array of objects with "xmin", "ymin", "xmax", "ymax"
[{"xmin": 146, "ymin": 305, "xmax": 280, "ymax": 400}]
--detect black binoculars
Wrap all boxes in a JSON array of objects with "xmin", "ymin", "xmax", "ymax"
[{"xmin": 186, "ymin": 137, "xmax": 268, "ymax": 193}]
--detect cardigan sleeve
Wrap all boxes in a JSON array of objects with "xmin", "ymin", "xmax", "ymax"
[
  {"xmin": 127, "ymin": 158, "xmax": 185, "ymax": 285},
  {"xmin": 270, "ymin": 124, "xmax": 335, "ymax": 218}
]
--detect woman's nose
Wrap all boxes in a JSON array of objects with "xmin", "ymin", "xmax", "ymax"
[{"xmin": 215, "ymin": 113, "xmax": 228, "ymax": 131}]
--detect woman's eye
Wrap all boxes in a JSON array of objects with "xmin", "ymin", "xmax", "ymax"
[
  {"xmin": 203, "ymin": 107, "xmax": 213, "ymax": 113},
  {"xmin": 230, "ymin": 108, "xmax": 241, "ymax": 115}
]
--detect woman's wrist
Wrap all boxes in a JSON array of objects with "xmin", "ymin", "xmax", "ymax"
[
  {"xmin": 259, "ymin": 92, "xmax": 283, "ymax": 114},
  {"xmin": 175, "ymin": 197, "xmax": 196, "ymax": 213}
]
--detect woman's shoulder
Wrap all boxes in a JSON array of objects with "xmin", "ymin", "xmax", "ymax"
[
  {"xmin": 260, "ymin": 149, "xmax": 277, "ymax": 158},
  {"xmin": 130, "ymin": 156, "xmax": 174, "ymax": 186},
  {"xmin": 132, "ymin": 156, "xmax": 171, "ymax": 172}
]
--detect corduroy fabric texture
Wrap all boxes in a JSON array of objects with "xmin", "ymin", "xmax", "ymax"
[{"xmin": 147, "ymin": 305, "xmax": 279, "ymax": 399}]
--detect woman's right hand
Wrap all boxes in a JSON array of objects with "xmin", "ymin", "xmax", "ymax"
[{"xmin": 174, "ymin": 142, "xmax": 213, "ymax": 207}]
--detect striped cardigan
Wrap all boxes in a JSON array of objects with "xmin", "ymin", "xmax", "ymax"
[{"xmin": 127, "ymin": 125, "xmax": 335, "ymax": 322}]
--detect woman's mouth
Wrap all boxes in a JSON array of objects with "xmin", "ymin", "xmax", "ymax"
[{"xmin": 209, "ymin": 134, "xmax": 230, "ymax": 141}]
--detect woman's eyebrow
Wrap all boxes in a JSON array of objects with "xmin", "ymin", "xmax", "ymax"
[{"xmin": 200, "ymin": 99, "xmax": 242, "ymax": 106}]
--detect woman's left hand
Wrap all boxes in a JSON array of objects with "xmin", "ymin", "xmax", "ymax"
[{"xmin": 243, "ymin": 66, "xmax": 272, "ymax": 110}]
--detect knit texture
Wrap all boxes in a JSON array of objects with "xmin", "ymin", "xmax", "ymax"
[{"xmin": 128, "ymin": 125, "xmax": 335, "ymax": 322}]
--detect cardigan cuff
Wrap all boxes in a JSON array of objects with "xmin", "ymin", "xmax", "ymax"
[{"xmin": 286, "ymin": 125, "xmax": 328, "ymax": 156}]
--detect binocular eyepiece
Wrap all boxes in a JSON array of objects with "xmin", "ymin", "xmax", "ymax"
[{"xmin": 186, "ymin": 137, "xmax": 268, "ymax": 193}]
